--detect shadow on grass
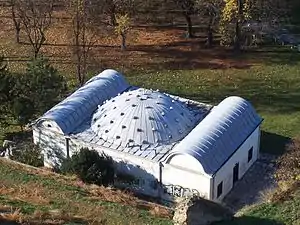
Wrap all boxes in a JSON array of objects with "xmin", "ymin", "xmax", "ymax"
[
  {"xmin": 260, "ymin": 131, "xmax": 291, "ymax": 155},
  {"xmin": 213, "ymin": 216, "xmax": 283, "ymax": 225},
  {"xmin": 0, "ymin": 219, "xmax": 20, "ymax": 225}
]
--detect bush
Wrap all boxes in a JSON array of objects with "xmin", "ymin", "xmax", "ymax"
[
  {"xmin": 10, "ymin": 142, "xmax": 44, "ymax": 167},
  {"xmin": 60, "ymin": 148, "xmax": 115, "ymax": 186}
]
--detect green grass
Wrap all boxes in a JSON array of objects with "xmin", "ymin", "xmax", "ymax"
[
  {"xmin": 215, "ymin": 189, "xmax": 300, "ymax": 225},
  {"xmin": 0, "ymin": 159, "xmax": 172, "ymax": 225},
  {"xmin": 127, "ymin": 63, "xmax": 300, "ymax": 155}
]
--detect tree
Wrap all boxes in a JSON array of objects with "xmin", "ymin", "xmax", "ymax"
[
  {"xmin": 197, "ymin": 0, "xmax": 222, "ymax": 48},
  {"xmin": 22, "ymin": 57, "xmax": 66, "ymax": 114},
  {"xmin": 9, "ymin": 0, "xmax": 22, "ymax": 43},
  {"xmin": 220, "ymin": 0, "xmax": 290, "ymax": 49},
  {"xmin": 172, "ymin": 0, "xmax": 197, "ymax": 38},
  {"xmin": 0, "ymin": 57, "xmax": 66, "ymax": 127},
  {"xmin": 11, "ymin": 96, "xmax": 35, "ymax": 129},
  {"xmin": 114, "ymin": 13, "xmax": 131, "ymax": 50},
  {"xmin": 14, "ymin": 0, "xmax": 54, "ymax": 58},
  {"xmin": 219, "ymin": 0, "xmax": 249, "ymax": 51},
  {"xmin": 69, "ymin": 0, "xmax": 97, "ymax": 86},
  {"xmin": 0, "ymin": 56, "xmax": 17, "ymax": 124}
]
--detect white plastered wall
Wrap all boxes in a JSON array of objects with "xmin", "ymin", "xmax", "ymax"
[
  {"xmin": 33, "ymin": 127, "xmax": 69, "ymax": 168},
  {"xmin": 213, "ymin": 126, "xmax": 261, "ymax": 201},
  {"xmin": 33, "ymin": 125, "xmax": 212, "ymax": 202}
]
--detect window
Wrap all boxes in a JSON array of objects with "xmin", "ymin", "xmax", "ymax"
[
  {"xmin": 217, "ymin": 181, "xmax": 223, "ymax": 198},
  {"xmin": 248, "ymin": 147, "xmax": 253, "ymax": 162}
]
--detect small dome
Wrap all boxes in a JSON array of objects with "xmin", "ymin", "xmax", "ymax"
[{"xmin": 91, "ymin": 88, "xmax": 198, "ymax": 148}]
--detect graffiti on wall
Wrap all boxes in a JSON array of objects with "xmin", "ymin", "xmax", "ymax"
[
  {"xmin": 116, "ymin": 176, "xmax": 201, "ymax": 198},
  {"xmin": 162, "ymin": 184, "xmax": 200, "ymax": 198}
]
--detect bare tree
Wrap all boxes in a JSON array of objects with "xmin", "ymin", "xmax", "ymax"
[
  {"xmin": 15, "ymin": 0, "xmax": 54, "ymax": 58},
  {"xmin": 69, "ymin": 0, "xmax": 97, "ymax": 86},
  {"xmin": 9, "ymin": 0, "xmax": 22, "ymax": 43},
  {"xmin": 196, "ymin": 0, "xmax": 221, "ymax": 48},
  {"xmin": 172, "ymin": 0, "xmax": 197, "ymax": 38}
]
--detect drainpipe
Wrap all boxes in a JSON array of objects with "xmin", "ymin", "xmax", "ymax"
[
  {"xmin": 211, "ymin": 175, "xmax": 215, "ymax": 200},
  {"xmin": 158, "ymin": 162, "xmax": 163, "ymax": 199},
  {"xmin": 65, "ymin": 136, "xmax": 70, "ymax": 159}
]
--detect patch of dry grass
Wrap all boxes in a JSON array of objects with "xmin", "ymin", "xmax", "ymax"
[{"xmin": 0, "ymin": 158, "xmax": 172, "ymax": 225}]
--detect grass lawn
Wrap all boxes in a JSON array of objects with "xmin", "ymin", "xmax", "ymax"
[
  {"xmin": 0, "ymin": 158, "xmax": 172, "ymax": 225},
  {"xmin": 127, "ymin": 60, "xmax": 300, "ymax": 155}
]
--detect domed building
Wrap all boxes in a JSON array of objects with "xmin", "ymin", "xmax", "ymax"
[{"xmin": 33, "ymin": 69, "xmax": 263, "ymax": 202}]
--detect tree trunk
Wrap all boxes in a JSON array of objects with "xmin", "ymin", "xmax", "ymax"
[
  {"xmin": 34, "ymin": 48, "xmax": 39, "ymax": 59},
  {"xmin": 184, "ymin": 14, "xmax": 193, "ymax": 38},
  {"xmin": 15, "ymin": 27, "xmax": 20, "ymax": 43},
  {"xmin": 234, "ymin": 20, "xmax": 241, "ymax": 52},
  {"xmin": 234, "ymin": 0, "xmax": 242, "ymax": 52},
  {"xmin": 206, "ymin": 17, "xmax": 213, "ymax": 48},
  {"xmin": 121, "ymin": 32, "xmax": 126, "ymax": 51}
]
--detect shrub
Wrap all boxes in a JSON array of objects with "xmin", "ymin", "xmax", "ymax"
[
  {"xmin": 10, "ymin": 142, "xmax": 44, "ymax": 167},
  {"xmin": 60, "ymin": 148, "xmax": 115, "ymax": 186}
]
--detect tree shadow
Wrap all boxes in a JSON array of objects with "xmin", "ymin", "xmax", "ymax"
[
  {"xmin": 129, "ymin": 43, "xmax": 252, "ymax": 70},
  {"xmin": 260, "ymin": 131, "xmax": 291, "ymax": 155},
  {"xmin": 114, "ymin": 160, "xmax": 161, "ymax": 201},
  {"xmin": 213, "ymin": 216, "xmax": 284, "ymax": 225},
  {"xmin": 0, "ymin": 219, "xmax": 20, "ymax": 225},
  {"xmin": 242, "ymin": 47, "xmax": 300, "ymax": 66}
]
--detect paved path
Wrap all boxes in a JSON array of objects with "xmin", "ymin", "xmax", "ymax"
[{"xmin": 223, "ymin": 154, "xmax": 278, "ymax": 213}]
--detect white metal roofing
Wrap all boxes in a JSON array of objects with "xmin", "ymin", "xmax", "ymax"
[
  {"xmin": 91, "ymin": 88, "xmax": 200, "ymax": 149},
  {"xmin": 36, "ymin": 69, "xmax": 129, "ymax": 134},
  {"xmin": 35, "ymin": 69, "xmax": 262, "ymax": 175},
  {"xmin": 166, "ymin": 96, "xmax": 263, "ymax": 175}
]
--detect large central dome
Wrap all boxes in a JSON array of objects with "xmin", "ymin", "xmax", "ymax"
[{"xmin": 91, "ymin": 88, "xmax": 198, "ymax": 149}]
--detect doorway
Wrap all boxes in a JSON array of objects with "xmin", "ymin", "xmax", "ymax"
[{"xmin": 233, "ymin": 163, "xmax": 239, "ymax": 185}]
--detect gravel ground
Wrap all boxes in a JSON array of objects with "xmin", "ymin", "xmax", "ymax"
[{"xmin": 223, "ymin": 154, "xmax": 278, "ymax": 213}]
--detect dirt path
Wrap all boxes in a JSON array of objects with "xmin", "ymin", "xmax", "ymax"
[{"xmin": 223, "ymin": 154, "xmax": 278, "ymax": 213}]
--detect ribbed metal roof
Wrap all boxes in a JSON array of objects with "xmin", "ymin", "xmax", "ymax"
[
  {"xmin": 37, "ymin": 69, "xmax": 129, "ymax": 134},
  {"xmin": 166, "ymin": 96, "xmax": 263, "ymax": 175},
  {"xmin": 91, "ymin": 88, "xmax": 199, "ymax": 149}
]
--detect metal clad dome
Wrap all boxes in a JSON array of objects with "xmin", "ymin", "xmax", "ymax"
[{"xmin": 91, "ymin": 88, "xmax": 198, "ymax": 148}]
